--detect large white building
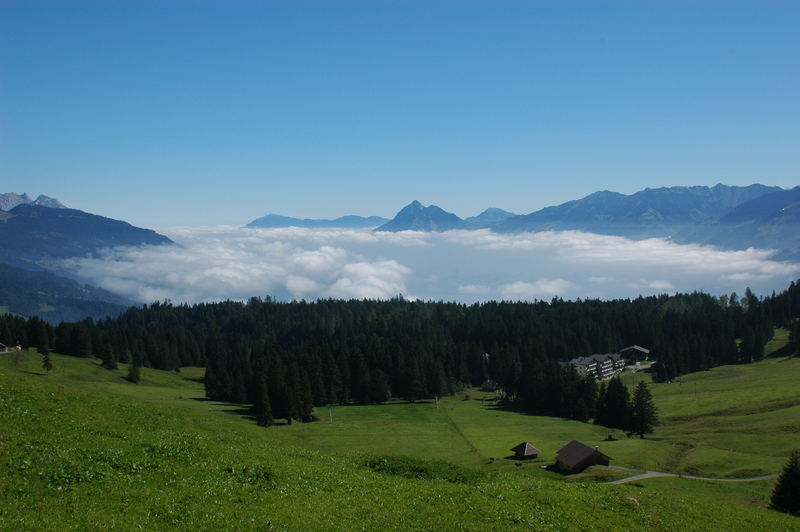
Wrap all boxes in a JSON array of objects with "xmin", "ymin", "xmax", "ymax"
[{"xmin": 568, "ymin": 352, "xmax": 627, "ymax": 381}]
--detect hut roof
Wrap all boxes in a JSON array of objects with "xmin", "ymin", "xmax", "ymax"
[
  {"xmin": 510, "ymin": 442, "xmax": 541, "ymax": 456},
  {"xmin": 619, "ymin": 345, "xmax": 650, "ymax": 355},
  {"xmin": 556, "ymin": 440, "xmax": 610, "ymax": 469}
]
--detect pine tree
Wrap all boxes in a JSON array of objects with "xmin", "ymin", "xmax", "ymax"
[
  {"xmin": 252, "ymin": 375, "xmax": 274, "ymax": 427},
  {"xmin": 771, "ymin": 451, "xmax": 800, "ymax": 516},
  {"xmin": 41, "ymin": 346, "xmax": 53, "ymax": 373},
  {"xmin": 630, "ymin": 381, "xmax": 659, "ymax": 438},
  {"xmin": 595, "ymin": 377, "xmax": 631, "ymax": 430},
  {"xmin": 128, "ymin": 361, "xmax": 141, "ymax": 383},
  {"xmin": 101, "ymin": 343, "xmax": 118, "ymax": 370}
]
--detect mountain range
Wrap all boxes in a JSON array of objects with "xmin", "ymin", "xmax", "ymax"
[
  {"xmin": 246, "ymin": 213, "xmax": 389, "ymax": 229},
  {"xmin": 375, "ymin": 185, "xmax": 800, "ymax": 259},
  {"xmin": 492, "ymin": 184, "xmax": 782, "ymax": 237},
  {"xmin": 3, "ymin": 183, "xmax": 800, "ymax": 322}
]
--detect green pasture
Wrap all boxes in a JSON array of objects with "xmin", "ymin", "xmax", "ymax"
[
  {"xmin": 288, "ymin": 354, "xmax": 800, "ymax": 480},
  {"xmin": 1, "ymin": 349, "xmax": 798, "ymax": 530}
]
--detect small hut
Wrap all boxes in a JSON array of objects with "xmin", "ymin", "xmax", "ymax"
[
  {"xmin": 510, "ymin": 442, "xmax": 541, "ymax": 460},
  {"xmin": 555, "ymin": 440, "xmax": 611, "ymax": 473},
  {"xmin": 480, "ymin": 379, "xmax": 498, "ymax": 392}
]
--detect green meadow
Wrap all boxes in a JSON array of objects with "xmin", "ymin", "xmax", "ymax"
[{"xmin": 1, "ymin": 347, "xmax": 799, "ymax": 530}]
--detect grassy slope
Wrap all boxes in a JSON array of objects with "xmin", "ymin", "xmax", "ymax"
[
  {"xmin": 1, "ymin": 351, "xmax": 798, "ymax": 530},
  {"xmin": 294, "ymin": 356, "xmax": 800, "ymax": 479}
]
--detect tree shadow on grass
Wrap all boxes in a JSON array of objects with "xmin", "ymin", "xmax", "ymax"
[{"xmin": 767, "ymin": 345, "xmax": 796, "ymax": 359}]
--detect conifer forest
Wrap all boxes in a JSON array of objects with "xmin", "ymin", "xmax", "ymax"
[{"xmin": 3, "ymin": 281, "xmax": 799, "ymax": 427}]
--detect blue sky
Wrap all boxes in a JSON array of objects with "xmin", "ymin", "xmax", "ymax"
[{"xmin": 2, "ymin": 0, "xmax": 799, "ymax": 227}]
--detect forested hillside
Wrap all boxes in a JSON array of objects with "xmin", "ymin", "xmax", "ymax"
[{"xmin": 2, "ymin": 282, "xmax": 798, "ymax": 427}]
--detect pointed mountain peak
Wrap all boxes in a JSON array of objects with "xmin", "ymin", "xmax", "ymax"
[
  {"xmin": 0, "ymin": 192, "xmax": 66, "ymax": 211},
  {"xmin": 376, "ymin": 201, "xmax": 465, "ymax": 232},
  {"xmin": 399, "ymin": 200, "xmax": 424, "ymax": 211}
]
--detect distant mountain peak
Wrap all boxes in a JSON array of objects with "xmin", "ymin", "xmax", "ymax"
[
  {"xmin": 0, "ymin": 192, "xmax": 67, "ymax": 212},
  {"xmin": 464, "ymin": 207, "xmax": 517, "ymax": 229},
  {"xmin": 376, "ymin": 201, "xmax": 466, "ymax": 232}
]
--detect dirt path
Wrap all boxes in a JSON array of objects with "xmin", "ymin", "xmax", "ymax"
[{"xmin": 611, "ymin": 470, "xmax": 778, "ymax": 485}]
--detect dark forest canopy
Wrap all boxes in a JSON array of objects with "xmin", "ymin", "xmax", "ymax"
[{"xmin": 2, "ymin": 281, "xmax": 799, "ymax": 426}]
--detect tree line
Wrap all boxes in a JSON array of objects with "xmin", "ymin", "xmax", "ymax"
[{"xmin": 2, "ymin": 281, "xmax": 799, "ymax": 427}]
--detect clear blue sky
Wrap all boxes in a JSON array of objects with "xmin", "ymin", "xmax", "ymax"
[{"xmin": 1, "ymin": 0, "xmax": 798, "ymax": 227}]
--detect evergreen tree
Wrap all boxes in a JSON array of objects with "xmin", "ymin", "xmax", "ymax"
[
  {"xmin": 41, "ymin": 346, "xmax": 52, "ymax": 373},
  {"xmin": 252, "ymin": 375, "xmax": 274, "ymax": 427},
  {"xmin": 630, "ymin": 381, "xmax": 659, "ymax": 438},
  {"xmin": 595, "ymin": 377, "xmax": 631, "ymax": 430},
  {"xmin": 771, "ymin": 451, "xmax": 800, "ymax": 516},
  {"xmin": 128, "ymin": 360, "xmax": 141, "ymax": 383},
  {"xmin": 101, "ymin": 342, "xmax": 118, "ymax": 370}
]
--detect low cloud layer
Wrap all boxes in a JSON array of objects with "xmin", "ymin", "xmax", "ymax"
[{"xmin": 62, "ymin": 227, "xmax": 800, "ymax": 305}]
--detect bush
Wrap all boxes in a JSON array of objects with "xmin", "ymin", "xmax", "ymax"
[{"xmin": 363, "ymin": 455, "xmax": 486, "ymax": 484}]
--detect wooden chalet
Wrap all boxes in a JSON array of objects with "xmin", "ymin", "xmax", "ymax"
[
  {"xmin": 555, "ymin": 440, "xmax": 611, "ymax": 473},
  {"xmin": 510, "ymin": 442, "xmax": 541, "ymax": 460},
  {"xmin": 619, "ymin": 345, "xmax": 650, "ymax": 361}
]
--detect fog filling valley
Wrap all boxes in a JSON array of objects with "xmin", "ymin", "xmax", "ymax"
[{"xmin": 62, "ymin": 227, "xmax": 800, "ymax": 305}]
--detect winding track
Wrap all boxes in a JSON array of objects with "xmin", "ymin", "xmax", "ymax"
[{"xmin": 610, "ymin": 470, "xmax": 778, "ymax": 485}]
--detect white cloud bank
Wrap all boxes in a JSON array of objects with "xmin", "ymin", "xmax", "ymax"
[{"xmin": 61, "ymin": 227, "xmax": 800, "ymax": 305}]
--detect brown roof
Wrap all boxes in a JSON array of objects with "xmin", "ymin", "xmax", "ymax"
[
  {"xmin": 510, "ymin": 442, "xmax": 541, "ymax": 456},
  {"xmin": 556, "ymin": 440, "xmax": 610, "ymax": 469}
]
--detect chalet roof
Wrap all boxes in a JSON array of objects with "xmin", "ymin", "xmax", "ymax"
[
  {"xmin": 619, "ymin": 345, "xmax": 650, "ymax": 354},
  {"xmin": 569, "ymin": 353, "xmax": 622, "ymax": 366},
  {"xmin": 556, "ymin": 440, "xmax": 611, "ymax": 469},
  {"xmin": 510, "ymin": 442, "xmax": 541, "ymax": 456}
]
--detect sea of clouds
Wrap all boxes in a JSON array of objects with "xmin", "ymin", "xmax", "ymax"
[{"xmin": 61, "ymin": 227, "xmax": 800, "ymax": 305}]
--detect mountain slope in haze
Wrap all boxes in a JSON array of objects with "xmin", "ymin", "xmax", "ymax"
[
  {"xmin": 0, "ymin": 204, "xmax": 173, "ymax": 271},
  {"xmin": 0, "ymin": 263, "xmax": 131, "ymax": 324},
  {"xmin": 0, "ymin": 192, "xmax": 67, "ymax": 211},
  {"xmin": 494, "ymin": 184, "xmax": 781, "ymax": 238},
  {"xmin": 246, "ymin": 213, "xmax": 389, "ymax": 229},
  {"xmin": 375, "ymin": 200, "xmax": 466, "ymax": 232},
  {"xmin": 678, "ymin": 186, "xmax": 800, "ymax": 259},
  {"xmin": 464, "ymin": 208, "xmax": 516, "ymax": 229}
]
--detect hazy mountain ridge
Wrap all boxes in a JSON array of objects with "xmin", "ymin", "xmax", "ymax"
[
  {"xmin": 493, "ymin": 184, "xmax": 782, "ymax": 237},
  {"xmin": 464, "ymin": 208, "xmax": 517, "ymax": 229},
  {"xmin": 0, "ymin": 204, "xmax": 174, "ymax": 272},
  {"xmin": 246, "ymin": 213, "xmax": 389, "ymax": 229},
  {"xmin": 371, "ymin": 183, "xmax": 798, "ymax": 259},
  {"xmin": 0, "ymin": 263, "xmax": 131, "ymax": 324},
  {"xmin": 676, "ymin": 186, "xmax": 800, "ymax": 259},
  {"xmin": 0, "ymin": 200, "xmax": 169, "ymax": 323}
]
